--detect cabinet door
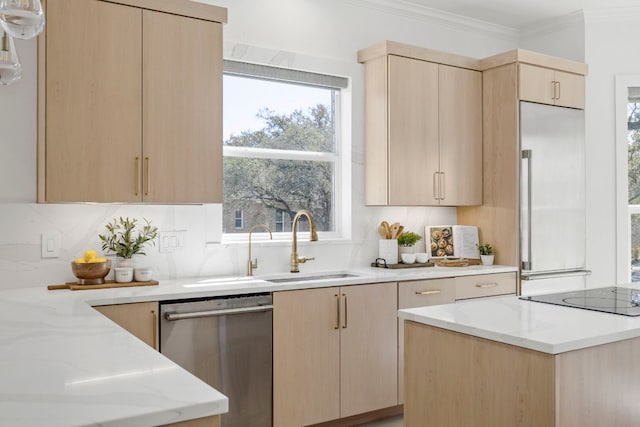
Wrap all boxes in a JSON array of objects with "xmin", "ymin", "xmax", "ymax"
[
  {"xmin": 519, "ymin": 63, "xmax": 556, "ymax": 106},
  {"xmin": 438, "ymin": 65, "xmax": 483, "ymax": 206},
  {"xmin": 398, "ymin": 278, "xmax": 455, "ymax": 403},
  {"xmin": 273, "ymin": 287, "xmax": 340, "ymax": 427},
  {"xmin": 340, "ymin": 282, "xmax": 398, "ymax": 417},
  {"xmin": 387, "ymin": 55, "xmax": 440, "ymax": 205},
  {"xmin": 554, "ymin": 70, "xmax": 585, "ymax": 109},
  {"xmin": 45, "ymin": 0, "xmax": 142, "ymax": 202},
  {"xmin": 455, "ymin": 272, "xmax": 517, "ymax": 300},
  {"xmin": 95, "ymin": 302, "xmax": 159, "ymax": 350},
  {"xmin": 519, "ymin": 64, "xmax": 585, "ymax": 110},
  {"xmin": 142, "ymin": 11, "xmax": 222, "ymax": 203}
]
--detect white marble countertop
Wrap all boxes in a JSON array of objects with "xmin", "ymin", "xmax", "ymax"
[
  {"xmin": 399, "ymin": 287, "xmax": 640, "ymax": 355},
  {"xmin": 0, "ymin": 263, "xmax": 516, "ymax": 426}
]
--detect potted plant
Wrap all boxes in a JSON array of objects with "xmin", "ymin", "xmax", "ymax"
[
  {"xmin": 476, "ymin": 243, "xmax": 494, "ymax": 265},
  {"xmin": 99, "ymin": 217, "xmax": 158, "ymax": 267},
  {"xmin": 397, "ymin": 231, "xmax": 422, "ymax": 255}
]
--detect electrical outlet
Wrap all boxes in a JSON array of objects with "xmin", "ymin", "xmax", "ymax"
[{"xmin": 159, "ymin": 230, "xmax": 186, "ymax": 253}]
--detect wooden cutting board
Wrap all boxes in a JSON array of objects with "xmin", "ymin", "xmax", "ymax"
[{"xmin": 47, "ymin": 280, "xmax": 159, "ymax": 291}]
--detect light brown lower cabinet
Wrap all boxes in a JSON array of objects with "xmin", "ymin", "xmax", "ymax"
[
  {"xmin": 273, "ymin": 283, "xmax": 398, "ymax": 427},
  {"xmin": 94, "ymin": 301, "xmax": 159, "ymax": 350},
  {"xmin": 404, "ymin": 321, "xmax": 640, "ymax": 427}
]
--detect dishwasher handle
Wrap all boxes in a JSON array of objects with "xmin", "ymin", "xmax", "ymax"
[{"xmin": 164, "ymin": 304, "xmax": 273, "ymax": 321}]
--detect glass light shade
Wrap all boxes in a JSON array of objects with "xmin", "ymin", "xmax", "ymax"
[
  {"xmin": 0, "ymin": 0, "xmax": 44, "ymax": 40},
  {"xmin": 0, "ymin": 31, "xmax": 21, "ymax": 85}
]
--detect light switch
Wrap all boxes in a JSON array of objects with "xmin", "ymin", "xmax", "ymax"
[
  {"xmin": 41, "ymin": 231, "xmax": 61, "ymax": 258},
  {"xmin": 159, "ymin": 230, "xmax": 186, "ymax": 253}
]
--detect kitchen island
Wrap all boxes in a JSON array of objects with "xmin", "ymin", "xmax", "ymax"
[{"xmin": 399, "ymin": 291, "xmax": 640, "ymax": 427}]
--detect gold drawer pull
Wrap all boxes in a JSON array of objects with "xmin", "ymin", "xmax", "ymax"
[
  {"xmin": 144, "ymin": 157, "xmax": 150, "ymax": 196},
  {"xmin": 416, "ymin": 289, "xmax": 442, "ymax": 295},
  {"xmin": 476, "ymin": 283, "xmax": 498, "ymax": 288}
]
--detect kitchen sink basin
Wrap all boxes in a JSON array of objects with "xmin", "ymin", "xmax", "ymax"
[{"xmin": 267, "ymin": 273, "xmax": 359, "ymax": 283}]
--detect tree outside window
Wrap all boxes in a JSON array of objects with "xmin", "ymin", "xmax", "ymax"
[{"xmin": 222, "ymin": 68, "xmax": 343, "ymax": 236}]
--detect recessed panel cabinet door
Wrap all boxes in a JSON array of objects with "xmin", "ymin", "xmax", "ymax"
[
  {"xmin": 45, "ymin": 0, "xmax": 142, "ymax": 202},
  {"xmin": 387, "ymin": 55, "xmax": 440, "ymax": 205},
  {"xmin": 142, "ymin": 11, "xmax": 222, "ymax": 203}
]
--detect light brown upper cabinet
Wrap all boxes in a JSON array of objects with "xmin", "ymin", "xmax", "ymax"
[
  {"xmin": 359, "ymin": 41, "xmax": 482, "ymax": 206},
  {"xmin": 39, "ymin": 0, "xmax": 226, "ymax": 203},
  {"xmin": 519, "ymin": 63, "xmax": 585, "ymax": 109}
]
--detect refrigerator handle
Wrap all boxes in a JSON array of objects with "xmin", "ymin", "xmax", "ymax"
[{"xmin": 522, "ymin": 149, "xmax": 532, "ymax": 271}]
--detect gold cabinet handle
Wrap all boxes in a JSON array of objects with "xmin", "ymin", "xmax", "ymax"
[
  {"xmin": 151, "ymin": 309, "xmax": 158, "ymax": 349},
  {"xmin": 334, "ymin": 294, "xmax": 340, "ymax": 330},
  {"xmin": 476, "ymin": 283, "xmax": 498, "ymax": 288},
  {"xmin": 433, "ymin": 171, "xmax": 439, "ymax": 200},
  {"xmin": 342, "ymin": 293, "xmax": 347, "ymax": 329},
  {"xmin": 135, "ymin": 157, "xmax": 140, "ymax": 196},
  {"xmin": 551, "ymin": 80, "xmax": 557, "ymax": 100},
  {"xmin": 556, "ymin": 81, "xmax": 560, "ymax": 100},
  {"xmin": 144, "ymin": 157, "xmax": 150, "ymax": 196},
  {"xmin": 440, "ymin": 171, "xmax": 445, "ymax": 200},
  {"xmin": 416, "ymin": 289, "xmax": 442, "ymax": 295}
]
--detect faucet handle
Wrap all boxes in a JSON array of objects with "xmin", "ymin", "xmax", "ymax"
[{"xmin": 298, "ymin": 256, "xmax": 315, "ymax": 264}]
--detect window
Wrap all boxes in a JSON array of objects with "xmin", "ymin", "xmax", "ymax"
[
  {"xmin": 275, "ymin": 210, "xmax": 285, "ymax": 233},
  {"xmin": 222, "ymin": 60, "xmax": 348, "ymax": 238},
  {"xmin": 615, "ymin": 77, "xmax": 640, "ymax": 283},
  {"xmin": 234, "ymin": 209, "xmax": 244, "ymax": 230}
]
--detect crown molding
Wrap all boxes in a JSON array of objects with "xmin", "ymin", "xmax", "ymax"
[
  {"xmin": 345, "ymin": 0, "xmax": 519, "ymax": 39},
  {"xmin": 583, "ymin": 6, "xmax": 640, "ymax": 22}
]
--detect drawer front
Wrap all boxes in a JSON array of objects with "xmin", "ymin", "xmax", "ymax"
[
  {"xmin": 455, "ymin": 272, "xmax": 516, "ymax": 300},
  {"xmin": 399, "ymin": 278, "xmax": 456, "ymax": 309}
]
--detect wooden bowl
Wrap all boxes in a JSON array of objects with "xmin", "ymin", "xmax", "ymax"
[{"xmin": 71, "ymin": 259, "xmax": 111, "ymax": 285}]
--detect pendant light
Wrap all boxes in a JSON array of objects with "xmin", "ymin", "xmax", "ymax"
[
  {"xmin": 0, "ymin": 29, "xmax": 21, "ymax": 85},
  {"xmin": 0, "ymin": 0, "xmax": 45, "ymax": 40}
]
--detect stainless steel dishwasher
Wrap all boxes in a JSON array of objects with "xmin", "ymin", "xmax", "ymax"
[{"xmin": 160, "ymin": 293, "xmax": 273, "ymax": 427}]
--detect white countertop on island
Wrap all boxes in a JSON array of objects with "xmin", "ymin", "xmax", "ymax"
[
  {"xmin": 0, "ymin": 263, "xmax": 516, "ymax": 426},
  {"xmin": 399, "ymin": 288, "xmax": 640, "ymax": 355}
]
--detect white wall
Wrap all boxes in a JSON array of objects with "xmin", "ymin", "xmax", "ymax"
[
  {"xmin": 519, "ymin": 11, "xmax": 585, "ymax": 62},
  {"xmin": 0, "ymin": 0, "xmax": 517, "ymax": 289}
]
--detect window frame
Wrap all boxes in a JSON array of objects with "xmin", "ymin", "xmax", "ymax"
[
  {"xmin": 615, "ymin": 75, "xmax": 640, "ymax": 283},
  {"xmin": 221, "ymin": 60, "xmax": 350, "ymax": 243}
]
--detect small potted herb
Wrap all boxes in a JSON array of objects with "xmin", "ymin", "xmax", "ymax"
[
  {"xmin": 99, "ymin": 217, "xmax": 158, "ymax": 267},
  {"xmin": 476, "ymin": 242, "xmax": 494, "ymax": 265},
  {"xmin": 397, "ymin": 231, "xmax": 422, "ymax": 255}
]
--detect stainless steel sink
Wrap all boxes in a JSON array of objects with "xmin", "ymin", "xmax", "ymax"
[{"xmin": 267, "ymin": 273, "xmax": 359, "ymax": 283}]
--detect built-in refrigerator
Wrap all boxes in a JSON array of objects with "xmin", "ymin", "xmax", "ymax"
[{"xmin": 519, "ymin": 101, "xmax": 590, "ymax": 295}]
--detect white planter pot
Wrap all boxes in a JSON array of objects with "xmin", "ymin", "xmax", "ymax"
[{"xmin": 481, "ymin": 255, "xmax": 494, "ymax": 266}]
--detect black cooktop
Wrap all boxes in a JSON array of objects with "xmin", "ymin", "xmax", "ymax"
[{"xmin": 520, "ymin": 286, "xmax": 640, "ymax": 317}]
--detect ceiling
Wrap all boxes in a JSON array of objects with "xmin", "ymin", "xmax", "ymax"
[{"xmin": 401, "ymin": 0, "xmax": 640, "ymax": 29}]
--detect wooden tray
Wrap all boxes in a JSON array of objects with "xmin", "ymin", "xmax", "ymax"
[
  {"xmin": 371, "ymin": 260, "xmax": 434, "ymax": 269},
  {"xmin": 47, "ymin": 280, "xmax": 159, "ymax": 291},
  {"xmin": 435, "ymin": 258, "xmax": 481, "ymax": 267}
]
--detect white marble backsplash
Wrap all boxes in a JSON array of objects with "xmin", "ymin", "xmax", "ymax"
[{"xmin": 0, "ymin": 202, "xmax": 456, "ymax": 289}]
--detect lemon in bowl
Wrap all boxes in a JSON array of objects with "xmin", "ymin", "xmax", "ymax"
[{"xmin": 71, "ymin": 250, "xmax": 111, "ymax": 285}]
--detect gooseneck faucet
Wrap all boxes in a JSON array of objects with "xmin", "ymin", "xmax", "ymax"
[
  {"xmin": 247, "ymin": 224, "xmax": 272, "ymax": 276},
  {"xmin": 290, "ymin": 209, "xmax": 318, "ymax": 273}
]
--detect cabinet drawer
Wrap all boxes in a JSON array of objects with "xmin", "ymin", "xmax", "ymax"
[
  {"xmin": 455, "ymin": 272, "xmax": 516, "ymax": 300},
  {"xmin": 399, "ymin": 278, "xmax": 456, "ymax": 309}
]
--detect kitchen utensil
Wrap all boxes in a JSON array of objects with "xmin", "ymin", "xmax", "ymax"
[
  {"xmin": 381, "ymin": 221, "xmax": 391, "ymax": 239},
  {"xmin": 390, "ymin": 222, "xmax": 401, "ymax": 239},
  {"xmin": 396, "ymin": 225, "xmax": 404, "ymax": 239},
  {"xmin": 378, "ymin": 223, "xmax": 388, "ymax": 239}
]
